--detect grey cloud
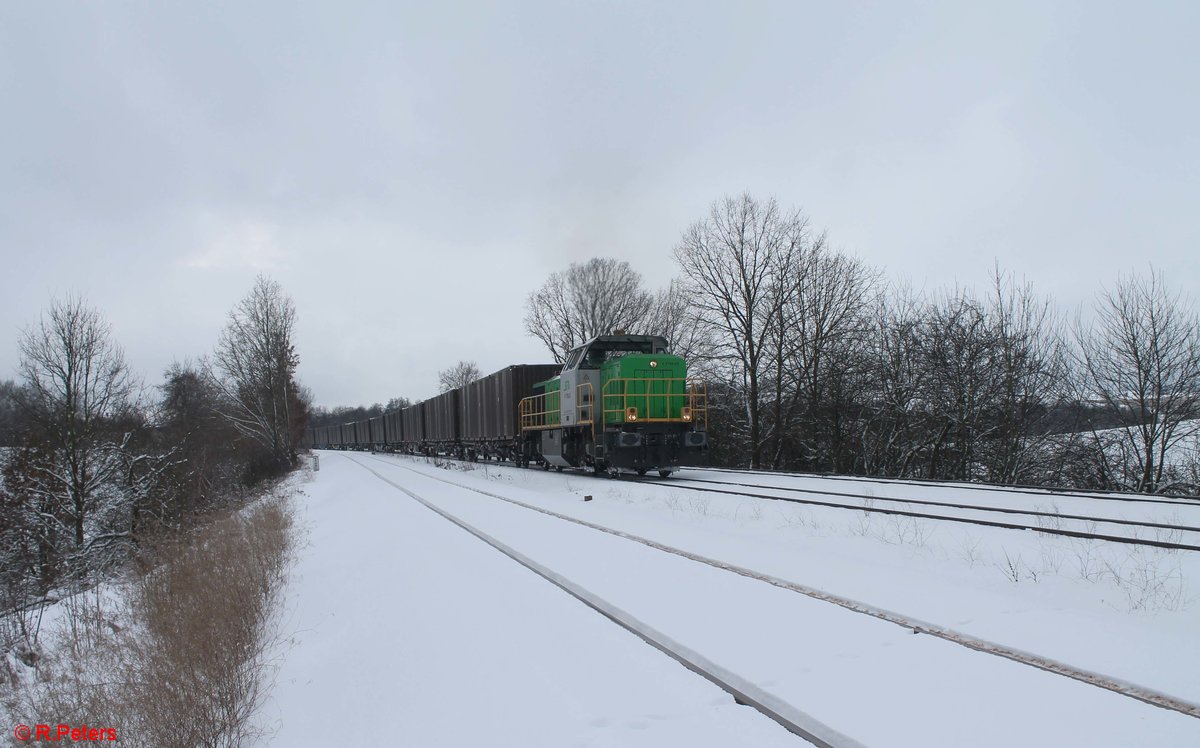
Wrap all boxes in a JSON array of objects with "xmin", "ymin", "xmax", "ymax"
[{"xmin": 1, "ymin": 1, "xmax": 1196, "ymax": 407}]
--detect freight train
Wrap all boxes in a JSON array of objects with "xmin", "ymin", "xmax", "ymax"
[{"xmin": 304, "ymin": 334, "xmax": 708, "ymax": 476}]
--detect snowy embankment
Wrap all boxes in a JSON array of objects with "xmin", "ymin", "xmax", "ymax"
[
  {"xmin": 265, "ymin": 452, "xmax": 1200, "ymax": 746},
  {"xmin": 4, "ymin": 481, "xmax": 296, "ymax": 747}
]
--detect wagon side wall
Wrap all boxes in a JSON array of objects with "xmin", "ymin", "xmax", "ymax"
[{"xmin": 426, "ymin": 389, "xmax": 461, "ymax": 443}]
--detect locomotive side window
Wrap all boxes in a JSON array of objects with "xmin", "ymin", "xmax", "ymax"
[{"xmin": 564, "ymin": 348, "xmax": 584, "ymax": 370}]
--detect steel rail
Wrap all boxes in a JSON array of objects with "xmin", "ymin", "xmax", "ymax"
[
  {"xmin": 657, "ymin": 475, "xmax": 1200, "ymax": 537},
  {"xmin": 690, "ymin": 466, "xmax": 1200, "ymax": 507},
  {"xmin": 352, "ymin": 448, "xmax": 1200, "ymax": 549},
  {"xmin": 357, "ymin": 452, "xmax": 1200, "ymax": 720},
  {"xmin": 346, "ymin": 455, "xmax": 863, "ymax": 748},
  {"xmin": 632, "ymin": 477, "xmax": 1200, "ymax": 552}
]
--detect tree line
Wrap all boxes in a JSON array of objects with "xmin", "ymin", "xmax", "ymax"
[
  {"xmin": 0, "ymin": 276, "xmax": 308, "ymax": 621},
  {"xmin": 524, "ymin": 194, "xmax": 1200, "ymax": 495}
]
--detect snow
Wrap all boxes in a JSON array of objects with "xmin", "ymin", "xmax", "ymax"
[
  {"xmin": 263, "ymin": 452, "xmax": 1200, "ymax": 746},
  {"xmin": 259, "ymin": 455, "xmax": 801, "ymax": 746}
]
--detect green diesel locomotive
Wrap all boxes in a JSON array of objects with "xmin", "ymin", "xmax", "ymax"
[{"xmin": 518, "ymin": 335, "xmax": 707, "ymax": 476}]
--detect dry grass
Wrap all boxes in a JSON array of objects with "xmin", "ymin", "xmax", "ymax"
[{"xmin": 3, "ymin": 492, "xmax": 295, "ymax": 748}]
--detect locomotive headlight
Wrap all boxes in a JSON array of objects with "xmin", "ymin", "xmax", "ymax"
[
  {"xmin": 681, "ymin": 406, "xmax": 692, "ymax": 421},
  {"xmin": 649, "ymin": 360, "xmax": 657, "ymax": 368},
  {"xmin": 626, "ymin": 406, "xmax": 638, "ymax": 421}
]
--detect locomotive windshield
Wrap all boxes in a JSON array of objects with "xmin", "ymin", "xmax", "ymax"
[{"xmin": 564, "ymin": 335, "xmax": 670, "ymax": 371}]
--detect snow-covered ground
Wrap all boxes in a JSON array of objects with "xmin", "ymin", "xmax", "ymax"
[
  {"xmin": 263, "ymin": 452, "xmax": 1200, "ymax": 746},
  {"xmin": 260, "ymin": 455, "xmax": 801, "ymax": 747}
]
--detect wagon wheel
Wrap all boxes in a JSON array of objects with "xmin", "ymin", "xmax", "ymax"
[{"xmin": 657, "ymin": 470, "xmax": 672, "ymax": 478}]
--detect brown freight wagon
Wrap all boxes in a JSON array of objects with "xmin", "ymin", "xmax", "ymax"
[
  {"xmin": 369, "ymin": 415, "xmax": 387, "ymax": 445},
  {"xmin": 351, "ymin": 419, "xmax": 369, "ymax": 448},
  {"xmin": 401, "ymin": 402, "xmax": 425, "ymax": 451},
  {"xmin": 460, "ymin": 363, "xmax": 561, "ymax": 460},
  {"xmin": 425, "ymin": 389, "xmax": 460, "ymax": 448},
  {"xmin": 384, "ymin": 410, "xmax": 404, "ymax": 447}
]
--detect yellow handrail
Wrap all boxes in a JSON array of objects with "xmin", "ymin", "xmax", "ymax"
[
  {"xmin": 575, "ymin": 382, "xmax": 593, "ymax": 426},
  {"xmin": 576, "ymin": 382, "xmax": 594, "ymax": 443},
  {"xmin": 521, "ymin": 379, "xmax": 705, "ymax": 432},
  {"xmin": 601, "ymin": 377, "xmax": 707, "ymax": 427},
  {"xmin": 519, "ymin": 392, "xmax": 558, "ymax": 432}
]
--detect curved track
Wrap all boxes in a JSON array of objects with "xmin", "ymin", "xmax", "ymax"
[
  {"xmin": 355, "ymin": 452, "xmax": 1200, "ymax": 720},
  {"xmin": 348, "ymin": 454, "xmax": 860, "ymax": 747}
]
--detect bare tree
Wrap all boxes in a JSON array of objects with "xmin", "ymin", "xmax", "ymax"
[
  {"xmin": 16, "ymin": 295, "xmax": 138, "ymax": 547},
  {"xmin": 982, "ymin": 267, "xmax": 1067, "ymax": 484},
  {"xmin": 1074, "ymin": 268, "xmax": 1200, "ymax": 492},
  {"xmin": 210, "ymin": 276, "xmax": 303, "ymax": 472},
  {"xmin": 524, "ymin": 257, "xmax": 655, "ymax": 362},
  {"xmin": 859, "ymin": 285, "xmax": 931, "ymax": 477},
  {"xmin": 438, "ymin": 360, "xmax": 481, "ymax": 392},
  {"xmin": 776, "ymin": 243, "xmax": 879, "ymax": 470},
  {"xmin": 15, "ymin": 295, "xmax": 139, "ymax": 551},
  {"xmin": 673, "ymin": 194, "xmax": 809, "ymax": 468},
  {"xmin": 156, "ymin": 361, "xmax": 242, "ymax": 518},
  {"xmin": 0, "ymin": 379, "xmax": 21, "ymax": 446},
  {"xmin": 643, "ymin": 279, "xmax": 714, "ymax": 364},
  {"xmin": 917, "ymin": 291, "xmax": 1004, "ymax": 479}
]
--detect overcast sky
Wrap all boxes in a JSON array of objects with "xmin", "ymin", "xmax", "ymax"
[{"xmin": 2, "ymin": 1, "xmax": 1196, "ymax": 408}]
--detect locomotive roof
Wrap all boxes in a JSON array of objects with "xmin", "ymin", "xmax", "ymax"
[
  {"xmin": 577, "ymin": 334, "xmax": 670, "ymax": 354},
  {"xmin": 561, "ymin": 334, "xmax": 672, "ymax": 371}
]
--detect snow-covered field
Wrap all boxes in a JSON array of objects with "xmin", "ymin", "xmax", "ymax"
[{"xmin": 262, "ymin": 451, "xmax": 1200, "ymax": 746}]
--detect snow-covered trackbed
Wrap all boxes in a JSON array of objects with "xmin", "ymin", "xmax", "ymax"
[
  {"xmin": 356, "ymin": 453, "xmax": 1200, "ymax": 719},
  {"xmin": 643, "ymin": 474, "xmax": 1200, "ymax": 552},
  {"xmin": 265, "ymin": 453, "xmax": 807, "ymax": 747},
  {"xmin": 350, "ymin": 455, "xmax": 861, "ymax": 747},
  {"xmin": 295, "ymin": 452, "xmax": 1200, "ymax": 746},
  {"xmin": 693, "ymin": 466, "xmax": 1200, "ymax": 507}
]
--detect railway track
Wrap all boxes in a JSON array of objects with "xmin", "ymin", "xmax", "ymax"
[
  {"xmin": 691, "ymin": 466, "xmax": 1200, "ymax": 508},
  {"xmin": 364, "ymin": 450, "xmax": 1200, "ymax": 552},
  {"xmin": 352, "ymin": 452, "xmax": 1200, "ymax": 721},
  {"xmin": 347, "ymin": 454, "xmax": 861, "ymax": 747},
  {"xmin": 634, "ymin": 474, "xmax": 1200, "ymax": 553}
]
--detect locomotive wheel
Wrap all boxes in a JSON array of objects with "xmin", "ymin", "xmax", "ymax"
[{"xmin": 658, "ymin": 470, "xmax": 672, "ymax": 478}]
